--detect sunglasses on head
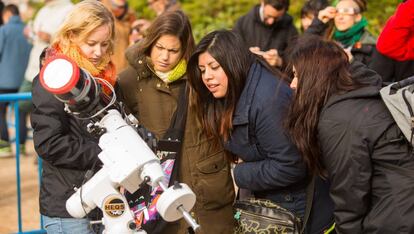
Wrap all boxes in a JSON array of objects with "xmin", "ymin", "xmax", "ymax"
[{"xmin": 336, "ymin": 7, "xmax": 360, "ymax": 15}]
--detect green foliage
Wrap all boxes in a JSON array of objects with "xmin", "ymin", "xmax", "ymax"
[
  {"xmin": 128, "ymin": 0, "xmax": 156, "ymax": 19},
  {"xmin": 363, "ymin": 1, "xmax": 399, "ymax": 36},
  {"xmin": 27, "ymin": 0, "xmax": 397, "ymax": 41},
  {"xmin": 128, "ymin": 0, "xmax": 399, "ymax": 42},
  {"xmin": 182, "ymin": 0, "xmax": 255, "ymax": 41}
]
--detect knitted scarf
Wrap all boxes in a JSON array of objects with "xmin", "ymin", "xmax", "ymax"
[
  {"xmin": 333, "ymin": 17, "xmax": 368, "ymax": 48},
  {"xmin": 154, "ymin": 59, "xmax": 187, "ymax": 84},
  {"xmin": 45, "ymin": 43, "xmax": 116, "ymax": 95}
]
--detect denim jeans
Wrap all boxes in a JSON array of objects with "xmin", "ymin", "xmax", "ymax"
[{"xmin": 42, "ymin": 215, "xmax": 102, "ymax": 234}]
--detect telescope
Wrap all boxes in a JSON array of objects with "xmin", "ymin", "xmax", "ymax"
[{"xmin": 39, "ymin": 55, "xmax": 199, "ymax": 234}]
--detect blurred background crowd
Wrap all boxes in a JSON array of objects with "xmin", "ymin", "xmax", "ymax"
[{"xmin": 0, "ymin": 0, "xmax": 398, "ymax": 41}]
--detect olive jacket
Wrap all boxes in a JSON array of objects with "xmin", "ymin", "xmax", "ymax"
[{"xmin": 117, "ymin": 43, "xmax": 235, "ymax": 234}]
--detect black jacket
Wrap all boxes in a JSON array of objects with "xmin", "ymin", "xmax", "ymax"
[
  {"xmin": 233, "ymin": 5, "xmax": 298, "ymax": 58},
  {"xmin": 318, "ymin": 61, "xmax": 414, "ymax": 233},
  {"xmin": 369, "ymin": 49, "xmax": 414, "ymax": 84},
  {"xmin": 31, "ymin": 75, "xmax": 102, "ymax": 218}
]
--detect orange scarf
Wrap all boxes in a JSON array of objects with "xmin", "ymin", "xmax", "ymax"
[{"xmin": 45, "ymin": 43, "xmax": 116, "ymax": 95}]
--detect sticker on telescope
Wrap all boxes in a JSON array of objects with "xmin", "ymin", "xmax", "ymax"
[
  {"xmin": 104, "ymin": 196, "xmax": 126, "ymax": 218},
  {"xmin": 39, "ymin": 55, "xmax": 80, "ymax": 94}
]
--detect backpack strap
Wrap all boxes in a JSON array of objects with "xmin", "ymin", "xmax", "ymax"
[
  {"xmin": 301, "ymin": 176, "xmax": 315, "ymax": 234},
  {"xmin": 402, "ymin": 89, "xmax": 414, "ymax": 144}
]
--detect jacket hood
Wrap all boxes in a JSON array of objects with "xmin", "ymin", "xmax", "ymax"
[
  {"xmin": 252, "ymin": 5, "xmax": 294, "ymax": 29},
  {"xmin": 123, "ymin": 41, "xmax": 155, "ymax": 81},
  {"xmin": 125, "ymin": 41, "xmax": 154, "ymax": 74},
  {"xmin": 8, "ymin": 15, "xmax": 22, "ymax": 24},
  {"xmin": 232, "ymin": 62, "xmax": 259, "ymax": 125},
  {"xmin": 125, "ymin": 42, "xmax": 142, "ymax": 69},
  {"xmin": 324, "ymin": 61, "xmax": 383, "ymax": 109}
]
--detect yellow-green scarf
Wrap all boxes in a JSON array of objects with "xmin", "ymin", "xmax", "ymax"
[{"xmin": 155, "ymin": 59, "xmax": 187, "ymax": 84}]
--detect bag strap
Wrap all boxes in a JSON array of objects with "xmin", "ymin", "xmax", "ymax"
[
  {"xmin": 162, "ymin": 82, "xmax": 188, "ymax": 141},
  {"xmin": 301, "ymin": 176, "xmax": 316, "ymax": 234},
  {"xmin": 161, "ymin": 82, "xmax": 188, "ymax": 187},
  {"xmin": 402, "ymin": 89, "xmax": 414, "ymax": 144}
]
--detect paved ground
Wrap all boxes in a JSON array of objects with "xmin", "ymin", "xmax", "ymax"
[{"xmin": 0, "ymin": 140, "xmax": 43, "ymax": 233}]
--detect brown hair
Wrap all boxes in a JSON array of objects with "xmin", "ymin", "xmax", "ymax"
[
  {"xmin": 286, "ymin": 35, "xmax": 360, "ymax": 176},
  {"xmin": 3, "ymin": 4, "xmax": 19, "ymax": 16},
  {"xmin": 135, "ymin": 10, "xmax": 195, "ymax": 62},
  {"xmin": 350, "ymin": 0, "xmax": 367, "ymax": 12}
]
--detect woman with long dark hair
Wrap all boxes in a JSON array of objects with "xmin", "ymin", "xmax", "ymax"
[
  {"xmin": 187, "ymin": 30, "xmax": 334, "ymax": 233},
  {"xmin": 117, "ymin": 11, "xmax": 235, "ymax": 234},
  {"xmin": 287, "ymin": 35, "xmax": 414, "ymax": 233}
]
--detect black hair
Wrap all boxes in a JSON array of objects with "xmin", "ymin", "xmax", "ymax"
[
  {"xmin": 301, "ymin": 0, "xmax": 329, "ymax": 18},
  {"xmin": 264, "ymin": 0, "xmax": 290, "ymax": 11},
  {"xmin": 187, "ymin": 30, "xmax": 254, "ymax": 141}
]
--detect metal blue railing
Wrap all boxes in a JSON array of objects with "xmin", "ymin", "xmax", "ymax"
[{"xmin": 0, "ymin": 92, "xmax": 45, "ymax": 234}]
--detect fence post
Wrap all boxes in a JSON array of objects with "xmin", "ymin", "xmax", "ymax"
[{"xmin": 0, "ymin": 92, "xmax": 45, "ymax": 234}]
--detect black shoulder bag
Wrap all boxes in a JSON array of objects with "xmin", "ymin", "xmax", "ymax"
[
  {"xmin": 234, "ymin": 116, "xmax": 315, "ymax": 234},
  {"xmin": 234, "ymin": 177, "xmax": 315, "ymax": 234}
]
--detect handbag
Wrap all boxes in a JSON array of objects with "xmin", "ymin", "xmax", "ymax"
[
  {"xmin": 234, "ymin": 177, "xmax": 315, "ymax": 234},
  {"xmin": 234, "ymin": 198, "xmax": 302, "ymax": 234}
]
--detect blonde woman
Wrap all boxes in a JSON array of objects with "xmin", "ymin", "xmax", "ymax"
[{"xmin": 30, "ymin": 1, "xmax": 115, "ymax": 233}]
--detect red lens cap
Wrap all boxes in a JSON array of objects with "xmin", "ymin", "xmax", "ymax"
[{"xmin": 39, "ymin": 55, "xmax": 80, "ymax": 95}]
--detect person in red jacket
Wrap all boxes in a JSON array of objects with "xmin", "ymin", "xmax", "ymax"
[{"xmin": 377, "ymin": 0, "xmax": 414, "ymax": 61}]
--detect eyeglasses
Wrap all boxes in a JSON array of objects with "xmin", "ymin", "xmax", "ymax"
[{"xmin": 336, "ymin": 7, "xmax": 360, "ymax": 15}]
